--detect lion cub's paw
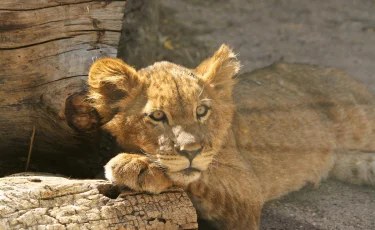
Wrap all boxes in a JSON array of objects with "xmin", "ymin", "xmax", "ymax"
[{"xmin": 104, "ymin": 153, "xmax": 173, "ymax": 194}]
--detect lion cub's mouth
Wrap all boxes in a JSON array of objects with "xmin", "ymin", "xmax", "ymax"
[
  {"xmin": 180, "ymin": 167, "xmax": 201, "ymax": 175},
  {"xmin": 167, "ymin": 167, "xmax": 202, "ymax": 185}
]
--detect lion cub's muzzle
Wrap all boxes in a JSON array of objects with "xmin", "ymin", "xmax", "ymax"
[
  {"xmin": 173, "ymin": 140, "xmax": 205, "ymax": 174},
  {"xmin": 175, "ymin": 145, "xmax": 204, "ymax": 162}
]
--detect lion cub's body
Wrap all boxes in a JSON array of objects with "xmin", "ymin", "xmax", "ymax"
[
  {"xmin": 234, "ymin": 63, "xmax": 375, "ymax": 200},
  {"xmin": 88, "ymin": 46, "xmax": 375, "ymax": 229}
]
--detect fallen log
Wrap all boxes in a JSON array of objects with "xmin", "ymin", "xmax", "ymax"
[
  {"xmin": 0, "ymin": 2, "xmax": 199, "ymax": 229},
  {"xmin": 0, "ymin": 175, "xmax": 198, "ymax": 230},
  {"xmin": 0, "ymin": 0, "xmax": 127, "ymax": 177}
]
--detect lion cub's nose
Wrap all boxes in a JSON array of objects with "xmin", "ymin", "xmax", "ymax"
[{"xmin": 175, "ymin": 143, "xmax": 203, "ymax": 162}]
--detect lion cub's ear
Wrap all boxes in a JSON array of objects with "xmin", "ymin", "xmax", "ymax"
[
  {"xmin": 89, "ymin": 57, "xmax": 139, "ymax": 94},
  {"xmin": 88, "ymin": 57, "xmax": 141, "ymax": 123},
  {"xmin": 195, "ymin": 44, "xmax": 241, "ymax": 95}
]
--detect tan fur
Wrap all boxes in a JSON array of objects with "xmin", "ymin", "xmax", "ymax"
[{"xmin": 88, "ymin": 45, "xmax": 375, "ymax": 229}]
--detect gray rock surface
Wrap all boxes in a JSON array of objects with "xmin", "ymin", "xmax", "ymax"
[{"xmin": 157, "ymin": 0, "xmax": 375, "ymax": 94}]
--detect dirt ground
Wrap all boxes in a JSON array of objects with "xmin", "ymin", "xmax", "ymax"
[{"xmin": 142, "ymin": 0, "xmax": 375, "ymax": 229}]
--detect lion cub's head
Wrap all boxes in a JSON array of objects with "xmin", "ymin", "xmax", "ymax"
[{"xmin": 88, "ymin": 45, "xmax": 240, "ymax": 185}]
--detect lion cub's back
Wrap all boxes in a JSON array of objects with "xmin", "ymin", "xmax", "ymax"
[
  {"xmin": 232, "ymin": 63, "xmax": 375, "ymax": 199},
  {"xmin": 234, "ymin": 62, "xmax": 373, "ymax": 113},
  {"xmin": 234, "ymin": 62, "xmax": 374, "ymax": 151}
]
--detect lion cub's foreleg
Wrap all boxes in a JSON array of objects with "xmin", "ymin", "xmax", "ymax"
[
  {"xmin": 104, "ymin": 153, "xmax": 173, "ymax": 194},
  {"xmin": 188, "ymin": 166, "xmax": 264, "ymax": 230}
]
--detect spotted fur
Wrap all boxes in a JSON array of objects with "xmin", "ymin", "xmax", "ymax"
[{"xmin": 88, "ymin": 45, "xmax": 375, "ymax": 229}]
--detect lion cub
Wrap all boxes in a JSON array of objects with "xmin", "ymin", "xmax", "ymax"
[{"xmin": 88, "ymin": 45, "xmax": 375, "ymax": 229}]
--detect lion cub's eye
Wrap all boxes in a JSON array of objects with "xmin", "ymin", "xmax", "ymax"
[
  {"xmin": 149, "ymin": 110, "xmax": 167, "ymax": 122},
  {"xmin": 196, "ymin": 105, "xmax": 210, "ymax": 118}
]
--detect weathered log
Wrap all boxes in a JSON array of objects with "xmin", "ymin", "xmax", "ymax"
[
  {"xmin": 0, "ymin": 0, "xmax": 126, "ymax": 177},
  {"xmin": 0, "ymin": 3, "xmax": 199, "ymax": 229},
  {"xmin": 0, "ymin": 175, "xmax": 198, "ymax": 230}
]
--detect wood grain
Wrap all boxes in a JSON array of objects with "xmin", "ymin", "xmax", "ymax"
[
  {"xmin": 0, "ymin": 0, "xmax": 126, "ymax": 177},
  {"xmin": 0, "ymin": 175, "xmax": 198, "ymax": 229}
]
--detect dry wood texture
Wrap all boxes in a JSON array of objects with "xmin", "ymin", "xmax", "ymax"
[
  {"xmin": 0, "ymin": 175, "xmax": 198, "ymax": 229},
  {"xmin": 0, "ymin": 0, "xmax": 126, "ymax": 176}
]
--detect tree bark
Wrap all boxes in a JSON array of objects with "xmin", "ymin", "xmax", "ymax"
[
  {"xmin": 0, "ymin": 0, "xmax": 127, "ymax": 177},
  {"xmin": 0, "ymin": 175, "xmax": 198, "ymax": 230}
]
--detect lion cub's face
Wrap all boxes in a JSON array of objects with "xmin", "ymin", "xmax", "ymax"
[{"xmin": 89, "ymin": 45, "xmax": 240, "ymax": 184}]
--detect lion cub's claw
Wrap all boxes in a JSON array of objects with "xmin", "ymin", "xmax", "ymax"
[{"xmin": 104, "ymin": 153, "xmax": 173, "ymax": 194}]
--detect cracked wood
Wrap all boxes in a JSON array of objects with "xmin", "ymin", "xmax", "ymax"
[
  {"xmin": 0, "ymin": 0, "xmax": 126, "ymax": 177},
  {"xmin": 0, "ymin": 175, "xmax": 198, "ymax": 229}
]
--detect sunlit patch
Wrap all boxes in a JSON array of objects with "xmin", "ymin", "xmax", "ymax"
[{"xmin": 104, "ymin": 164, "xmax": 115, "ymax": 183}]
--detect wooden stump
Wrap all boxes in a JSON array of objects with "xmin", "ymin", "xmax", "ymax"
[
  {"xmin": 0, "ymin": 175, "xmax": 198, "ymax": 230},
  {"xmin": 0, "ymin": 0, "xmax": 127, "ymax": 176}
]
